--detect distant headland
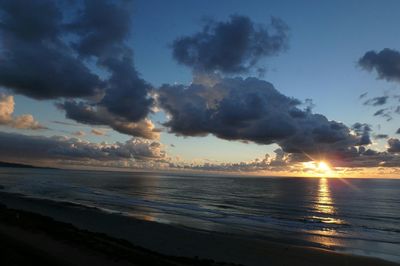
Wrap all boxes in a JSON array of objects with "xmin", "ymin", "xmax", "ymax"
[{"xmin": 0, "ymin": 161, "xmax": 56, "ymax": 170}]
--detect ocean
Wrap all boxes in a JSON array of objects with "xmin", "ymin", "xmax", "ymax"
[{"xmin": 0, "ymin": 167, "xmax": 399, "ymax": 263}]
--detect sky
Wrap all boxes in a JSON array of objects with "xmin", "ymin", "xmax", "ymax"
[{"xmin": 1, "ymin": 0, "xmax": 400, "ymax": 177}]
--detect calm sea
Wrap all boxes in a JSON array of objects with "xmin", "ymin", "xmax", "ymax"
[{"xmin": 0, "ymin": 167, "xmax": 399, "ymax": 263}]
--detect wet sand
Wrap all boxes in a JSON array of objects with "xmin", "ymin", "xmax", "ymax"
[{"xmin": 0, "ymin": 192, "xmax": 398, "ymax": 266}]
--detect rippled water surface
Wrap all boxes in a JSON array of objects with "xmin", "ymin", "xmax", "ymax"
[{"xmin": 0, "ymin": 168, "xmax": 399, "ymax": 262}]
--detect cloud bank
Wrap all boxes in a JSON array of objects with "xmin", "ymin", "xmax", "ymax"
[
  {"xmin": 0, "ymin": 131, "xmax": 166, "ymax": 166},
  {"xmin": 158, "ymin": 75, "xmax": 369, "ymax": 161}
]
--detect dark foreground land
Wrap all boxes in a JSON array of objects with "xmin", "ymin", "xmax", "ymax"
[
  {"xmin": 0, "ymin": 192, "xmax": 398, "ymax": 266},
  {"xmin": 0, "ymin": 203, "xmax": 232, "ymax": 266}
]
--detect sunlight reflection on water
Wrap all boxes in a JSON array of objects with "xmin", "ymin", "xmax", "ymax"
[
  {"xmin": 316, "ymin": 177, "xmax": 335, "ymax": 215},
  {"xmin": 306, "ymin": 178, "xmax": 346, "ymax": 248}
]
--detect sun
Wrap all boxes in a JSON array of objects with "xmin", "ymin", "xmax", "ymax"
[
  {"xmin": 317, "ymin": 161, "xmax": 330, "ymax": 172},
  {"xmin": 316, "ymin": 161, "xmax": 333, "ymax": 177},
  {"xmin": 302, "ymin": 160, "xmax": 334, "ymax": 177}
]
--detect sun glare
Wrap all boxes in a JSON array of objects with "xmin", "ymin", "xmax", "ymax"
[
  {"xmin": 303, "ymin": 160, "xmax": 334, "ymax": 177},
  {"xmin": 316, "ymin": 161, "xmax": 333, "ymax": 177},
  {"xmin": 317, "ymin": 161, "xmax": 330, "ymax": 172}
]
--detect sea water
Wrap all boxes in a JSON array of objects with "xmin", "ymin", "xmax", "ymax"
[{"xmin": 0, "ymin": 167, "xmax": 399, "ymax": 262}]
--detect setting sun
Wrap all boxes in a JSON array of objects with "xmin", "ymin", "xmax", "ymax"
[
  {"xmin": 316, "ymin": 161, "xmax": 333, "ymax": 177},
  {"xmin": 317, "ymin": 161, "xmax": 331, "ymax": 172},
  {"xmin": 302, "ymin": 161, "xmax": 334, "ymax": 177}
]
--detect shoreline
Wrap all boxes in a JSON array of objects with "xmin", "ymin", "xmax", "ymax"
[{"xmin": 0, "ymin": 191, "xmax": 398, "ymax": 266}]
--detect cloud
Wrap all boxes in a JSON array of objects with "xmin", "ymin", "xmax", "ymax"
[
  {"xmin": 388, "ymin": 138, "xmax": 400, "ymax": 153},
  {"xmin": 0, "ymin": 94, "xmax": 13, "ymax": 124},
  {"xmin": 359, "ymin": 48, "xmax": 400, "ymax": 82},
  {"xmin": 56, "ymin": 0, "xmax": 154, "ymax": 134},
  {"xmin": 373, "ymin": 108, "xmax": 392, "ymax": 121},
  {"xmin": 0, "ymin": 0, "xmax": 103, "ymax": 99},
  {"xmin": 374, "ymin": 134, "xmax": 388, "ymax": 139},
  {"xmin": 180, "ymin": 149, "xmax": 296, "ymax": 173},
  {"xmin": 72, "ymin": 131, "xmax": 86, "ymax": 137},
  {"xmin": 351, "ymin": 123, "xmax": 372, "ymax": 145},
  {"xmin": 66, "ymin": 0, "xmax": 154, "ymax": 122},
  {"xmin": 59, "ymin": 101, "xmax": 160, "ymax": 139},
  {"xmin": 52, "ymin": 121, "xmax": 80, "ymax": 127},
  {"xmin": 320, "ymin": 147, "xmax": 400, "ymax": 168},
  {"xmin": 173, "ymin": 142, "xmax": 400, "ymax": 172},
  {"xmin": 0, "ymin": 0, "xmax": 155, "ymax": 139},
  {"xmin": 66, "ymin": 0, "xmax": 133, "ymax": 58},
  {"xmin": 158, "ymin": 75, "xmax": 369, "ymax": 160},
  {"xmin": 363, "ymin": 96, "xmax": 389, "ymax": 106},
  {"xmin": 98, "ymin": 56, "xmax": 154, "ymax": 122},
  {"xmin": 357, "ymin": 49, "xmax": 400, "ymax": 122},
  {"xmin": 171, "ymin": 15, "xmax": 289, "ymax": 74},
  {"xmin": 91, "ymin": 128, "xmax": 107, "ymax": 136},
  {"xmin": 11, "ymin": 114, "xmax": 46, "ymax": 130},
  {"xmin": 0, "ymin": 94, "xmax": 46, "ymax": 130},
  {"xmin": 361, "ymin": 93, "xmax": 400, "ymax": 121},
  {"xmin": 359, "ymin": 92, "xmax": 368, "ymax": 99},
  {"xmin": 0, "ymin": 131, "xmax": 166, "ymax": 166}
]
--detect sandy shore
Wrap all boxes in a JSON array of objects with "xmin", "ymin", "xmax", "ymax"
[{"xmin": 0, "ymin": 192, "xmax": 398, "ymax": 266}]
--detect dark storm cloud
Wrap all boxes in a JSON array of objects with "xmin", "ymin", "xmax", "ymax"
[
  {"xmin": 67, "ymin": 0, "xmax": 133, "ymax": 57},
  {"xmin": 0, "ymin": 43, "xmax": 103, "ymax": 99},
  {"xmin": 0, "ymin": 0, "xmax": 154, "ymax": 139},
  {"xmin": 359, "ymin": 48, "xmax": 400, "ymax": 82},
  {"xmin": 65, "ymin": 0, "xmax": 154, "ymax": 124},
  {"xmin": 171, "ymin": 15, "xmax": 289, "ymax": 74},
  {"xmin": 0, "ymin": 0, "xmax": 60, "ymax": 40},
  {"xmin": 0, "ymin": 131, "xmax": 165, "ymax": 164},
  {"xmin": 59, "ymin": 101, "xmax": 160, "ymax": 139},
  {"xmin": 158, "ymin": 76, "xmax": 369, "ymax": 158},
  {"xmin": 158, "ymin": 77, "xmax": 297, "ymax": 141},
  {"xmin": 0, "ymin": 0, "xmax": 103, "ymax": 99},
  {"xmin": 363, "ymin": 96, "xmax": 389, "ymax": 106},
  {"xmin": 98, "ymin": 56, "xmax": 154, "ymax": 122}
]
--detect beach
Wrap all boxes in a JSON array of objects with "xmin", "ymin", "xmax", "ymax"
[{"xmin": 0, "ymin": 191, "xmax": 398, "ymax": 266}]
